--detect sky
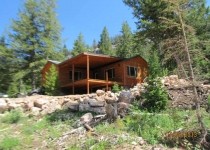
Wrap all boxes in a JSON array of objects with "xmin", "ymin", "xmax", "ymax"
[
  {"xmin": 0, "ymin": 0, "xmax": 137, "ymax": 50},
  {"xmin": 0, "ymin": 0, "xmax": 210, "ymax": 50}
]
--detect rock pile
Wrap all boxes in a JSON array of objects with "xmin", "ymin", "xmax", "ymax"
[
  {"xmin": 0, "ymin": 75, "xmax": 209, "ymax": 116},
  {"xmin": 161, "ymin": 75, "xmax": 210, "ymax": 109},
  {"xmin": 0, "ymin": 89, "xmax": 136, "ymax": 116}
]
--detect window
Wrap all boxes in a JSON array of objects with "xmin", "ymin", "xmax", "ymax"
[
  {"xmin": 127, "ymin": 66, "xmax": 138, "ymax": 77},
  {"xmin": 69, "ymin": 71, "xmax": 83, "ymax": 81},
  {"xmin": 105, "ymin": 68, "xmax": 115, "ymax": 79}
]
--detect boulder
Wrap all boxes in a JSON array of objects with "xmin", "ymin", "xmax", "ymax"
[
  {"xmin": 106, "ymin": 91, "xmax": 112, "ymax": 97},
  {"xmin": 63, "ymin": 101, "xmax": 79, "ymax": 111},
  {"xmin": 88, "ymin": 99, "xmax": 105, "ymax": 107},
  {"xmin": 80, "ymin": 113, "xmax": 93, "ymax": 123},
  {"xmin": 95, "ymin": 96, "xmax": 104, "ymax": 101},
  {"xmin": 105, "ymin": 103, "xmax": 118, "ymax": 121},
  {"xmin": 0, "ymin": 99, "xmax": 8, "ymax": 113},
  {"xmin": 90, "ymin": 107, "xmax": 106, "ymax": 114},
  {"xmin": 79, "ymin": 103, "xmax": 91, "ymax": 112},
  {"xmin": 105, "ymin": 96, "xmax": 117, "ymax": 104},
  {"xmin": 7, "ymin": 102, "xmax": 21, "ymax": 110},
  {"xmin": 24, "ymin": 100, "xmax": 34, "ymax": 111},
  {"xmin": 118, "ymin": 91, "xmax": 134, "ymax": 104},
  {"xmin": 88, "ymin": 93, "xmax": 97, "ymax": 98},
  {"xmin": 117, "ymin": 102, "xmax": 131, "ymax": 117},
  {"xmin": 42, "ymin": 101, "xmax": 61, "ymax": 114},
  {"xmin": 31, "ymin": 107, "xmax": 41, "ymax": 116},
  {"xmin": 34, "ymin": 98, "xmax": 49, "ymax": 108},
  {"xmin": 96, "ymin": 90, "xmax": 105, "ymax": 96}
]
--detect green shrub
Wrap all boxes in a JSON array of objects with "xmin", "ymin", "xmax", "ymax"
[
  {"xmin": 0, "ymin": 137, "xmax": 20, "ymax": 150},
  {"xmin": 112, "ymin": 82, "xmax": 123, "ymax": 93},
  {"xmin": 1, "ymin": 109, "xmax": 22, "ymax": 124},
  {"xmin": 142, "ymin": 78, "xmax": 168, "ymax": 112},
  {"xmin": 43, "ymin": 64, "xmax": 59, "ymax": 96},
  {"xmin": 125, "ymin": 112, "xmax": 182, "ymax": 144},
  {"xmin": 208, "ymin": 95, "xmax": 210, "ymax": 105},
  {"xmin": 91, "ymin": 141, "xmax": 111, "ymax": 150}
]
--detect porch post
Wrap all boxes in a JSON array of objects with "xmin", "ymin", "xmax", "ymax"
[
  {"xmin": 72, "ymin": 64, "xmax": 75, "ymax": 94},
  {"xmin": 87, "ymin": 55, "xmax": 90, "ymax": 94},
  {"xmin": 106, "ymin": 71, "xmax": 108, "ymax": 91},
  {"xmin": 123, "ymin": 62, "xmax": 126, "ymax": 86}
]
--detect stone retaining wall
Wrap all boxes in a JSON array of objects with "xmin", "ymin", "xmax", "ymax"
[
  {"xmin": 0, "ymin": 75, "xmax": 209, "ymax": 116},
  {"xmin": 0, "ymin": 89, "xmax": 139, "ymax": 116}
]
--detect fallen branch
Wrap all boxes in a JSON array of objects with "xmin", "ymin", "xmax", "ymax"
[{"xmin": 84, "ymin": 123, "xmax": 94, "ymax": 132}]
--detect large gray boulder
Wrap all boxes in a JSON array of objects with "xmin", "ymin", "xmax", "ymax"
[
  {"xmin": 63, "ymin": 101, "xmax": 79, "ymax": 111},
  {"xmin": 117, "ymin": 102, "xmax": 131, "ymax": 117},
  {"xmin": 79, "ymin": 103, "xmax": 91, "ymax": 112},
  {"xmin": 118, "ymin": 91, "xmax": 134, "ymax": 104},
  {"xmin": 90, "ymin": 107, "xmax": 106, "ymax": 114},
  {"xmin": 80, "ymin": 113, "xmax": 93, "ymax": 123},
  {"xmin": 88, "ymin": 99, "xmax": 105, "ymax": 107},
  {"xmin": 105, "ymin": 103, "xmax": 118, "ymax": 122}
]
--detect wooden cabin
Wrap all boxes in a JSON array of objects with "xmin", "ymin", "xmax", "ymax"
[{"xmin": 42, "ymin": 52, "xmax": 148, "ymax": 94}]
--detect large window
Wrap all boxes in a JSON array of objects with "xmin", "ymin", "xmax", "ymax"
[
  {"xmin": 69, "ymin": 71, "xmax": 83, "ymax": 81},
  {"xmin": 127, "ymin": 66, "xmax": 138, "ymax": 77},
  {"xmin": 105, "ymin": 68, "xmax": 115, "ymax": 79}
]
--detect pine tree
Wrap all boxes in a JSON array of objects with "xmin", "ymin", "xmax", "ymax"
[
  {"xmin": 10, "ymin": 0, "xmax": 62, "ymax": 91},
  {"xmin": 99, "ymin": 27, "xmax": 113, "ymax": 55},
  {"xmin": 0, "ymin": 36, "xmax": 14, "ymax": 93},
  {"xmin": 148, "ymin": 49, "xmax": 164, "ymax": 79},
  {"xmin": 71, "ymin": 33, "xmax": 87, "ymax": 56},
  {"xmin": 116, "ymin": 22, "xmax": 133, "ymax": 58},
  {"xmin": 61, "ymin": 44, "xmax": 71, "ymax": 59},
  {"xmin": 132, "ymin": 34, "xmax": 151, "ymax": 62},
  {"xmin": 43, "ymin": 64, "xmax": 59, "ymax": 96},
  {"xmin": 184, "ymin": 0, "xmax": 210, "ymax": 80}
]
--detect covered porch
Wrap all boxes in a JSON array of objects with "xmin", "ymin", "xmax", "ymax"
[{"xmin": 58, "ymin": 53, "xmax": 123, "ymax": 94}]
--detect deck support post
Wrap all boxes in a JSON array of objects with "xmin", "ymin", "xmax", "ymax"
[
  {"xmin": 72, "ymin": 64, "xmax": 75, "ymax": 94},
  {"xmin": 106, "ymin": 71, "xmax": 108, "ymax": 91},
  {"xmin": 87, "ymin": 55, "xmax": 90, "ymax": 94},
  {"xmin": 123, "ymin": 62, "xmax": 126, "ymax": 86}
]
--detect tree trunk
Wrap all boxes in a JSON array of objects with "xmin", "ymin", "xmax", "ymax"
[{"xmin": 178, "ymin": 5, "xmax": 206, "ymax": 137}]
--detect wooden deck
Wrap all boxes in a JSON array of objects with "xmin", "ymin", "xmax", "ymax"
[{"xmin": 61, "ymin": 78, "xmax": 123, "ymax": 92}]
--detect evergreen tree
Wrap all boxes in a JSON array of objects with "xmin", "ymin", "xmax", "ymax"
[
  {"xmin": 124, "ymin": 0, "xmax": 210, "ymax": 80},
  {"xmin": 10, "ymin": 0, "xmax": 62, "ymax": 91},
  {"xmin": 132, "ymin": 34, "xmax": 151, "ymax": 62},
  {"xmin": 0, "ymin": 36, "xmax": 14, "ymax": 93},
  {"xmin": 148, "ymin": 49, "xmax": 164, "ymax": 79},
  {"xmin": 99, "ymin": 27, "xmax": 113, "ymax": 55},
  {"xmin": 43, "ymin": 64, "xmax": 59, "ymax": 96},
  {"xmin": 71, "ymin": 33, "xmax": 87, "ymax": 56},
  {"xmin": 116, "ymin": 22, "xmax": 133, "ymax": 58},
  {"xmin": 184, "ymin": 0, "xmax": 210, "ymax": 80},
  {"xmin": 61, "ymin": 44, "xmax": 71, "ymax": 59}
]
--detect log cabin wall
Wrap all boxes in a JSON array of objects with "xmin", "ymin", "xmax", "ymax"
[
  {"xmin": 92, "ymin": 56, "xmax": 148, "ymax": 88},
  {"xmin": 95, "ymin": 61, "xmax": 124, "ymax": 83},
  {"xmin": 123, "ymin": 57, "xmax": 148, "ymax": 88},
  {"xmin": 59, "ymin": 66, "xmax": 91, "ymax": 87}
]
